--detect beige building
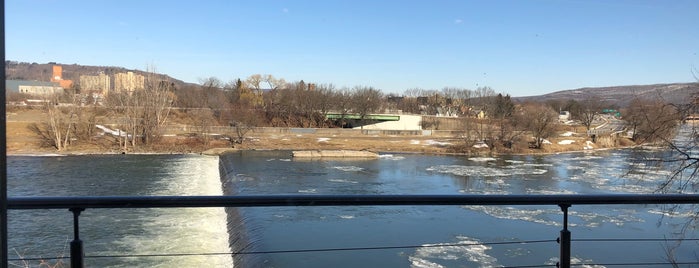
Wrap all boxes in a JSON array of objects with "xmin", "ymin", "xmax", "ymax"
[
  {"xmin": 79, "ymin": 73, "xmax": 111, "ymax": 94},
  {"xmin": 114, "ymin": 71, "xmax": 145, "ymax": 93}
]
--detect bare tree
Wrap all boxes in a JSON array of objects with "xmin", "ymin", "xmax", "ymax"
[
  {"xmin": 350, "ymin": 86, "xmax": 383, "ymax": 129},
  {"xmin": 29, "ymin": 94, "xmax": 82, "ymax": 151},
  {"xmin": 107, "ymin": 67, "xmax": 176, "ymax": 150},
  {"xmin": 625, "ymin": 97, "xmax": 680, "ymax": 144},
  {"xmin": 263, "ymin": 74, "xmax": 286, "ymax": 91},
  {"xmin": 575, "ymin": 96, "xmax": 605, "ymax": 131},
  {"xmin": 246, "ymin": 74, "xmax": 262, "ymax": 91},
  {"xmin": 520, "ymin": 103, "xmax": 558, "ymax": 149},
  {"xmin": 229, "ymin": 107, "xmax": 260, "ymax": 144},
  {"xmin": 190, "ymin": 108, "xmax": 216, "ymax": 146}
]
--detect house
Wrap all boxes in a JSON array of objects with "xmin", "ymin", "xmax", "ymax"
[{"xmin": 559, "ymin": 111, "xmax": 571, "ymax": 122}]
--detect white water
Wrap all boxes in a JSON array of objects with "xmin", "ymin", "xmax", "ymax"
[{"xmin": 117, "ymin": 155, "xmax": 233, "ymax": 267}]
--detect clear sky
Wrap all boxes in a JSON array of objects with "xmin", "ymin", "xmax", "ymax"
[{"xmin": 6, "ymin": 0, "xmax": 699, "ymax": 96}]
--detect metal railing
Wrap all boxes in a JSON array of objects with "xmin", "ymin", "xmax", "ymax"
[{"xmin": 6, "ymin": 194, "xmax": 699, "ymax": 268}]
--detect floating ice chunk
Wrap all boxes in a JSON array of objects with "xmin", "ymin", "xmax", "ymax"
[
  {"xmin": 331, "ymin": 166, "xmax": 365, "ymax": 172},
  {"xmin": 298, "ymin": 188, "xmax": 317, "ymax": 193},
  {"xmin": 379, "ymin": 154, "xmax": 406, "ymax": 160},
  {"xmin": 409, "ymin": 236, "xmax": 499, "ymax": 268},
  {"xmin": 427, "ymin": 165, "xmax": 547, "ymax": 177},
  {"xmin": 468, "ymin": 157, "xmax": 496, "ymax": 162},
  {"xmin": 328, "ymin": 178, "xmax": 358, "ymax": 184}
]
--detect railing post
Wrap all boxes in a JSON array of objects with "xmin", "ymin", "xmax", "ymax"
[
  {"xmin": 69, "ymin": 208, "xmax": 85, "ymax": 268},
  {"xmin": 557, "ymin": 204, "xmax": 571, "ymax": 268}
]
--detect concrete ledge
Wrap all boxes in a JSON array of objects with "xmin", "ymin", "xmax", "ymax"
[{"xmin": 292, "ymin": 150, "xmax": 379, "ymax": 158}]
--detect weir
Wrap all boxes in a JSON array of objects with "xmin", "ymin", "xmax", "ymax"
[{"xmin": 219, "ymin": 153, "xmax": 261, "ymax": 267}]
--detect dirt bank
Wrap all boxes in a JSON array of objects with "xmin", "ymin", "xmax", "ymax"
[{"xmin": 5, "ymin": 108, "xmax": 627, "ymax": 156}]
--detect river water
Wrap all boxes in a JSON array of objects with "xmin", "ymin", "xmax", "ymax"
[{"xmin": 7, "ymin": 149, "xmax": 699, "ymax": 267}]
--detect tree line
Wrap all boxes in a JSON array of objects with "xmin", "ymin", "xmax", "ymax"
[{"xmin": 12, "ymin": 71, "xmax": 696, "ymax": 154}]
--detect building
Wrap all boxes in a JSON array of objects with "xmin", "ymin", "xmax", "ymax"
[
  {"xmin": 79, "ymin": 73, "xmax": 111, "ymax": 94},
  {"xmin": 50, "ymin": 65, "xmax": 74, "ymax": 89},
  {"xmin": 114, "ymin": 71, "xmax": 145, "ymax": 93},
  {"xmin": 6, "ymin": 80, "xmax": 64, "ymax": 96},
  {"xmin": 559, "ymin": 111, "xmax": 571, "ymax": 122}
]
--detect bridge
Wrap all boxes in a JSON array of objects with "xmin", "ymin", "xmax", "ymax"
[{"xmin": 325, "ymin": 113, "xmax": 400, "ymax": 121}]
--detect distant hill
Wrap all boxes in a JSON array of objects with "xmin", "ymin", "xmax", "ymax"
[
  {"xmin": 5, "ymin": 61, "xmax": 194, "ymax": 89},
  {"xmin": 515, "ymin": 83, "xmax": 699, "ymax": 107},
  {"xmin": 6, "ymin": 61, "xmax": 698, "ymax": 108}
]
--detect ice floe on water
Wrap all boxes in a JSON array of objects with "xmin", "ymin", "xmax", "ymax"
[
  {"xmin": 331, "ymin": 166, "xmax": 365, "ymax": 172},
  {"xmin": 338, "ymin": 215, "xmax": 355, "ymax": 219},
  {"xmin": 427, "ymin": 165, "xmax": 547, "ymax": 177},
  {"xmin": 463, "ymin": 205, "xmax": 643, "ymax": 228},
  {"xmin": 410, "ymin": 236, "xmax": 500, "ymax": 268},
  {"xmin": 526, "ymin": 188, "xmax": 577, "ymax": 195},
  {"xmin": 463, "ymin": 206, "xmax": 562, "ymax": 226},
  {"xmin": 547, "ymin": 257, "xmax": 606, "ymax": 268},
  {"xmin": 504, "ymin": 160, "xmax": 524, "ymax": 164},
  {"xmin": 459, "ymin": 188, "xmax": 511, "ymax": 195},
  {"xmin": 468, "ymin": 157, "xmax": 497, "ymax": 162},
  {"xmin": 297, "ymin": 188, "xmax": 317, "ymax": 193},
  {"xmin": 569, "ymin": 209, "xmax": 643, "ymax": 227},
  {"xmin": 379, "ymin": 154, "xmax": 406, "ymax": 160},
  {"xmin": 647, "ymin": 207, "xmax": 698, "ymax": 218},
  {"xmin": 265, "ymin": 158, "xmax": 292, "ymax": 161},
  {"xmin": 328, "ymin": 178, "xmax": 358, "ymax": 184}
]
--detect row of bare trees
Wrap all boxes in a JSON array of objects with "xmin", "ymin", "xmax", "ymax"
[
  {"xmin": 30, "ymin": 69, "xmax": 175, "ymax": 151},
  {"xmin": 26, "ymin": 69, "xmax": 696, "ymax": 155}
]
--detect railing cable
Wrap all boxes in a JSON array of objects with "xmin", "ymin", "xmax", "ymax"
[
  {"xmin": 572, "ymin": 261, "xmax": 699, "ymax": 266},
  {"xmin": 9, "ymin": 239, "xmax": 556, "ymax": 261},
  {"xmin": 573, "ymin": 238, "xmax": 699, "ymax": 242}
]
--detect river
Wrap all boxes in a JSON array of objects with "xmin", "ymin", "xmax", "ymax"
[{"xmin": 7, "ymin": 149, "xmax": 699, "ymax": 267}]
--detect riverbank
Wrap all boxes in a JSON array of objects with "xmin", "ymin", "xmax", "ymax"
[{"xmin": 6, "ymin": 109, "xmax": 632, "ymax": 156}]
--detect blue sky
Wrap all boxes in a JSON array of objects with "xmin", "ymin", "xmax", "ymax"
[{"xmin": 7, "ymin": 0, "xmax": 699, "ymax": 96}]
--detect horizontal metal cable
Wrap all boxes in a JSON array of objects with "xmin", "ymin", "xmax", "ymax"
[
  {"xmin": 573, "ymin": 261, "xmax": 699, "ymax": 266},
  {"xmin": 8, "ymin": 239, "xmax": 556, "ymax": 261},
  {"xmin": 573, "ymin": 238, "xmax": 699, "ymax": 242},
  {"xmin": 503, "ymin": 265, "xmax": 555, "ymax": 268}
]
